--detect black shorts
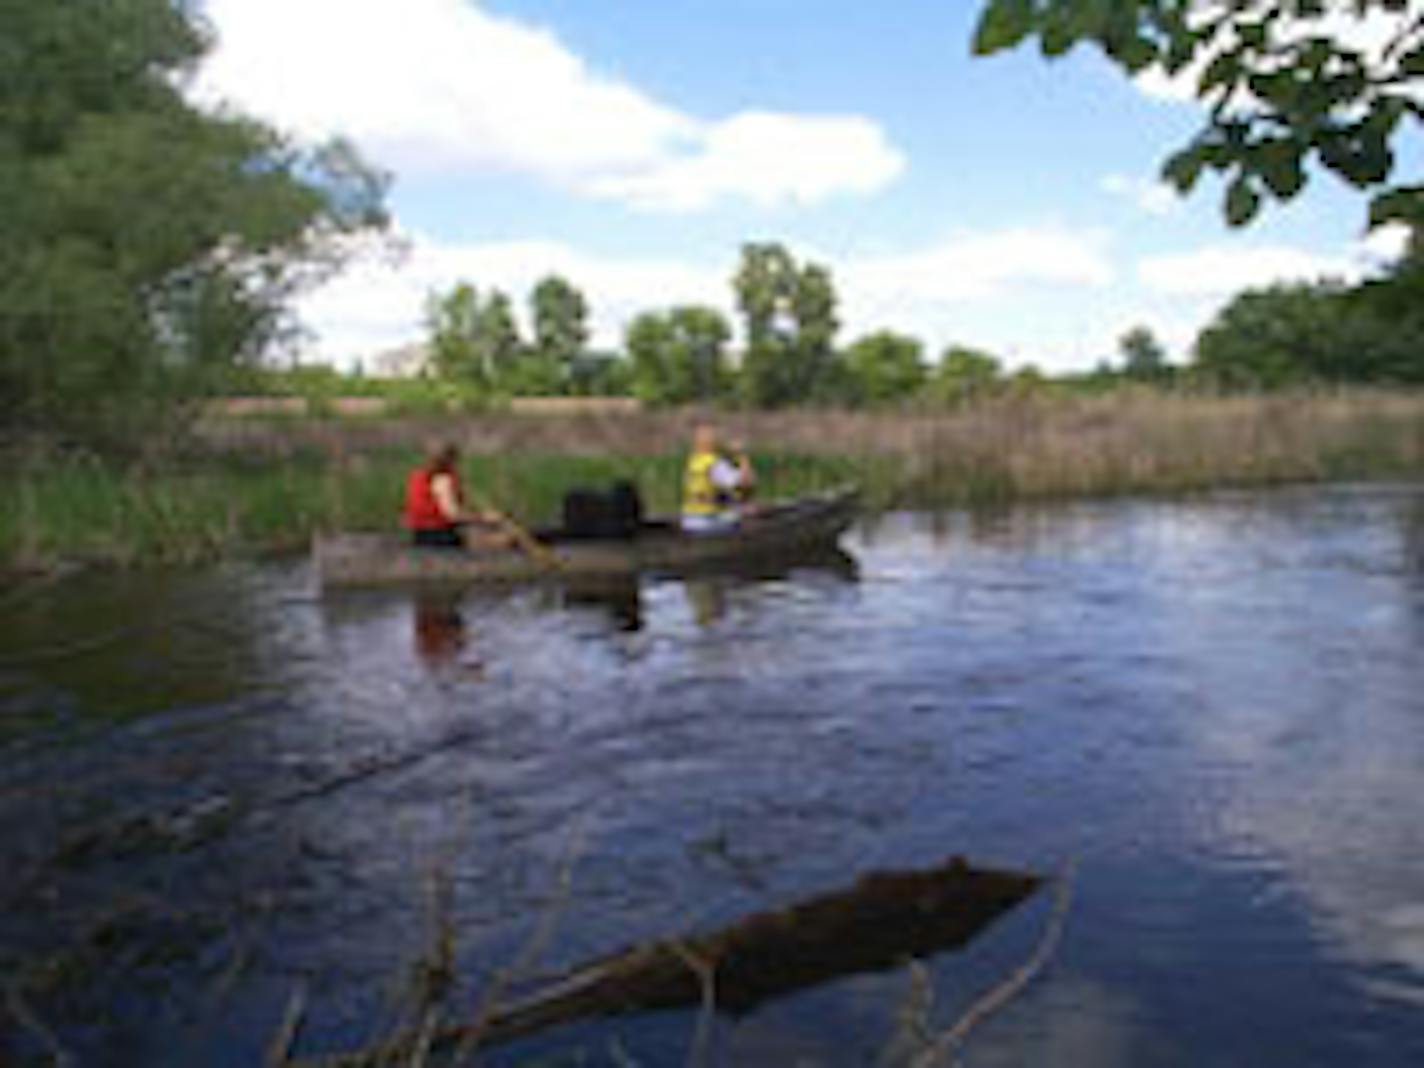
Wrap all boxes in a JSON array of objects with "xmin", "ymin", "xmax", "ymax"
[{"xmin": 411, "ymin": 527, "xmax": 464, "ymax": 549}]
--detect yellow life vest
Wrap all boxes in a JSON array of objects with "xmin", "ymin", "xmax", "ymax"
[{"xmin": 683, "ymin": 450, "xmax": 720, "ymax": 515}]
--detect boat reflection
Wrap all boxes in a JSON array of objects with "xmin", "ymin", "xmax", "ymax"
[{"xmin": 407, "ymin": 545, "xmax": 861, "ymax": 654}]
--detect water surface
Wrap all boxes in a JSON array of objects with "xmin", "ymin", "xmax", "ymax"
[{"xmin": 2, "ymin": 483, "xmax": 1422, "ymax": 1066}]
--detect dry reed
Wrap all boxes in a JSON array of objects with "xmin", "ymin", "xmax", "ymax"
[{"xmin": 5, "ymin": 388, "xmax": 1422, "ymax": 571}]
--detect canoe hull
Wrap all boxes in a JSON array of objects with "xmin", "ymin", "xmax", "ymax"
[{"xmin": 314, "ymin": 487, "xmax": 860, "ymax": 588}]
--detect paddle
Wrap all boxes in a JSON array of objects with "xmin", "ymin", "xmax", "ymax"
[{"xmin": 466, "ymin": 492, "xmax": 562, "ymax": 570}]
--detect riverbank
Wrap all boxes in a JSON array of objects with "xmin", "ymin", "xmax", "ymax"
[{"xmin": 3, "ymin": 388, "xmax": 1421, "ymax": 571}]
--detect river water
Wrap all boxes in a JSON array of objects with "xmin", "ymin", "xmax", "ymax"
[{"xmin": 2, "ymin": 483, "xmax": 1422, "ymax": 1067}]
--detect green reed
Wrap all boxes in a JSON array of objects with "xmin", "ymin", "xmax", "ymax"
[{"xmin": 0, "ymin": 448, "xmax": 861, "ymax": 571}]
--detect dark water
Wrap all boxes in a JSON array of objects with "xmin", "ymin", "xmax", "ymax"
[{"xmin": 3, "ymin": 483, "xmax": 1423, "ymax": 1066}]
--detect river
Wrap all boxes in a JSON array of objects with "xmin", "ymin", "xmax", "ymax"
[{"xmin": 2, "ymin": 483, "xmax": 1422, "ymax": 1066}]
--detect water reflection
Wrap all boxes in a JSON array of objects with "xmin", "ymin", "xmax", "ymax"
[
  {"xmin": 682, "ymin": 547, "xmax": 860, "ymax": 627},
  {"xmin": 1404, "ymin": 494, "xmax": 1424, "ymax": 577},
  {"xmin": 5, "ymin": 486, "xmax": 1424, "ymax": 1067},
  {"xmin": 556, "ymin": 578, "xmax": 645, "ymax": 632},
  {"xmin": 412, "ymin": 590, "xmax": 468, "ymax": 665}
]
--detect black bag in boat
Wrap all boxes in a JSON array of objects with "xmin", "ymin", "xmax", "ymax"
[
  {"xmin": 562, "ymin": 482, "xmax": 643, "ymax": 540},
  {"xmin": 607, "ymin": 480, "xmax": 644, "ymax": 537}
]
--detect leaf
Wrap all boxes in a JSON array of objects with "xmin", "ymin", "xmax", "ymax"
[
  {"xmin": 1040, "ymin": 8, "xmax": 1076, "ymax": 57},
  {"xmin": 1238, "ymin": 22, "xmax": 1268, "ymax": 48},
  {"xmin": 1112, "ymin": 34, "xmax": 1158, "ymax": 73},
  {"xmin": 1198, "ymin": 51, "xmax": 1241, "ymax": 96},
  {"xmin": 1225, "ymin": 176, "xmax": 1262, "ymax": 227},
  {"xmin": 1255, "ymin": 141, "xmax": 1306, "ymax": 199},
  {"xmin": 972, "ymin": 0, "xmax": 1036, "ymax": 56},
  {"xmin": 1162, "ymin": 148, "xmax": 1205, "ymax": 193},
  {"xmin": 1367, "ymin": 186, "xmax": 1424, "ymax": 229}
]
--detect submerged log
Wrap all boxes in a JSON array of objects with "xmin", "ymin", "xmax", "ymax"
[{"xmin": 460, "ymin": 854, "xmax": 1040, "ymax": 1051}]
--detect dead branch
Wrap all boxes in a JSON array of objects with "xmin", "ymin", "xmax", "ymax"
[
  {"xmin": 904, "ymin": 858, "xmax": 1077, "ymax": 1068},
  {"xmin": 266, "ymin": 981, "xmax": 309, "ymax": 1068}
]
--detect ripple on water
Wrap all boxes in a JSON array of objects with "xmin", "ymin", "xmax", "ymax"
[{"xmin": 3, "ymin": 485, "xmax": 1424, "ymax": 1067}]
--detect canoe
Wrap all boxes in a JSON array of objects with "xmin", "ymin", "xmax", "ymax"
[{"xmin": 313, "ymin": 486, "xmax": 860, "ymax": 588}]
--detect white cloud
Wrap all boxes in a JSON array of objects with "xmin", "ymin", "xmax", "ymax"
[
  {"xmin": 584, "ymin": 112, "xmax": 905, "ymax": 213},
  {"xmin": 1137, "ymin": 226, "xmax": 1404, "ymax": 297},
  {"xmin": 1138, "ymin": 245, "xmax": 1352, "ymax": 296},
  {"xmin": 833, "ymin": 227, "xmax": 1115, "ymax": 362},
  {"xmin": 1101, "ymin": 174, "xmax": 1180, "ymax": 216},
  {"xmin": 196, "ymin": 0, "xmax": 904, "ymax": 212},
  {"xmin": 1359, "ymin": 222, "xmax": 1412, "ymax": 264},
  {"xmin": 843, "ymin": 226, "xmax": 1114, "ymax": 305}
]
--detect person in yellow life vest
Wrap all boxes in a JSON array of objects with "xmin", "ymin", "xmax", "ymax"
[{"xmin": 681, "ymin": 425, "xmax": 755, "ymax": 533}]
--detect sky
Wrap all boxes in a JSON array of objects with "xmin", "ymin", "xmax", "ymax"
[{"xmin": 193, "ymin": 0, "xmax": 1420, "ymax": 374}]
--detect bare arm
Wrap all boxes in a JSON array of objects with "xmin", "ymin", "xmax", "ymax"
[{"xmin": 430, "ymin": 473, "xmax": 465, "ymax": 523}]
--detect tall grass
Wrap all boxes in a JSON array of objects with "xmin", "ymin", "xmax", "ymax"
[{"xmin": 4, "ymin": 388, "xmax": 1421, "ymax": 570}]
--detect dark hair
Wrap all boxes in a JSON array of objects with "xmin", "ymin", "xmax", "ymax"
[{"xmin": 426, "ymin": 442, "xmax": 459, "ymax": 471}]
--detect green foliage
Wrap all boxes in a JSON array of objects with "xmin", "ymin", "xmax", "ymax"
[
  {"xmin": 568, "ymin": 349, "xmax": 634, "ymax": 397},
  {"xmin": 1119, "ymin": 324, "xmax": 1171, "ymax": 382},
  {"xmin": 973, "ymin": 0, "xmax": 1424, "ymax": 228},
  {"xmin": 1193, "ymin": 277, "xmax": 1424, "ymax": 388},
  {"xmin": 530, "ymin": 274, "xmax": 590, "ymax": 393},
  {"xmin": 925, "ymin": 345, "xmax": 1003, "ymax": 404},
  {"xmin": 733, "ymin": 243, "xmax": 842, "ymax": 406},
  {"xmin": 626, "ymin": 306, "xmax": 732, "ymax": 405},
  {"xmin": 843, "ymin": 331, "xmax": 928, "ymax": 405},
  {"xmin": 0, "ymin": 0, "xmax": 388, "ymax": 453},
  {"xmin": 425, "ymin": 283, "xmax": 521, "ymax": 390}
]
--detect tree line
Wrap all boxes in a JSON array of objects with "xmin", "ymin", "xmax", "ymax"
[
  {"xmin": 422, "ymin": 241, "xmax": 1023, "ymax": 408},
  {"xmin": 420, "ymin": 230, "xmax": 1424, "ymax": 407}
]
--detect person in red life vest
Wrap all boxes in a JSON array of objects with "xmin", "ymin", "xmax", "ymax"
[{"xmin": 403, "ymin": 442, "xmax": 512, "ymax": 549}]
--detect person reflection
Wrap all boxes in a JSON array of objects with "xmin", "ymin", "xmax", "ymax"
[
  {"xmin": 683, "ymin": 577, "xmax": 728, "ymax": 627},
  {"xmin": 412, "ymin": 590, "xmax": 471, "ymax": 668},
  {"xmin": 1405, "ymin": 496, "xmax": 1424, "ymax": 576}
]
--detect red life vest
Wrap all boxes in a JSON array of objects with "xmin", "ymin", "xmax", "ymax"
[{"xmin": 403, "ymin": 467, "xmax": 460, "ymax": 530}]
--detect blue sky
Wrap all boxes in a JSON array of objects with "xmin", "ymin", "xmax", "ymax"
[{"xmin": 195, "ymin": 0, "xmax": 1417, "ymax": 374}]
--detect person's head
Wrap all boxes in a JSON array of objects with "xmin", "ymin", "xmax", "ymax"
[
  {"xmin": 692, "ymin": 424, "xmax": 718, "ymax": 455},
  {"xmin": 426, "ymin": 442, "xmax": 460, "ymax": 473}
]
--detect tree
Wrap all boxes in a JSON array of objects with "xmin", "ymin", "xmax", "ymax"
[
  {"xmin": 844, "ymin": 331, "xmax": 928, "ymax": 404},
  {"xmin": 1119, "ymin": 324, "xmax": 1170, "ymax": 382},
  {"xmin": 1191, "ymin": 279, "xmax": 1398, "ymax": 387},
  {"xmin": 972, "ymin": 1, "xmax": 1424, "ymax": 228},
  {"xmin": 0, "ymin": 0, "xmax": 388, "ymax": 452},
  {"xmin": 927, "ymin": 344, "xmax": 1003, "ymax": 404},
  {"xmin": 425, "ymin": 283, "xmax": 521, "ymax": 389},
  {"xmin": 528, "ymin": 274, "xmax": 589, "ymax": 394},
  {"xmin": 568, "ymin": 350, "xmax": 634, "ymax": 396},
  {"xmin": 733, "ymin": 243, "xmax": 842, "ymax": 406},
  {"xmin": 626, "ymin": 306, "xmax": 732, "ymax": 405}
]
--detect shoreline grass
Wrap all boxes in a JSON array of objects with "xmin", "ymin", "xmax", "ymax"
[{"xmin": 3, "ymin": 388, "xmax": 1421, "ymax": 572}]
